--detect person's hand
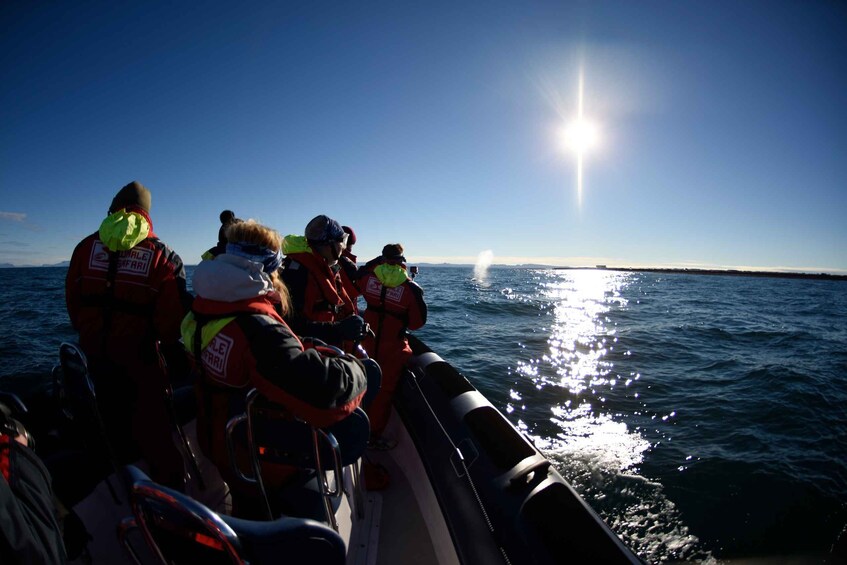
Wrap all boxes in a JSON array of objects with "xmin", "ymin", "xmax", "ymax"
[{"xmin": 338, "ymin": 315, "xmax": 366, "ymax": 341}]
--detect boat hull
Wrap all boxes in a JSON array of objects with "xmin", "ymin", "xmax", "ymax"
[{"xmin": 400, "ymin": 335, "xmax": 641, "ymax": 564}]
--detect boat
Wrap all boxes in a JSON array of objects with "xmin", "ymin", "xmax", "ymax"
[{"xmin": 5, "ymin": 335, "xmax": 643, "ymax": 564}]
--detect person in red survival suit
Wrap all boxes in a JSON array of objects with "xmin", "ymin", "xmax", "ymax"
[
  {"xmin": 359, "ymin": 244, "xmax": 427, "ymax": 444},
  {"xmin": 65, "ymin": 181, "xmax": 192, "ymax": 489},
  {"xmin": 338, "ymin": 225, "xmax": 362, "ymax": 313},
  {"xmin": 182, "ymin": 220, "xmax": 369, "ymax": 517},
  {"xmin": 201, "ymin": 209, "xmax": 242, "ymax": 261},
  {"xmin": 280, "ymin": 215, "xmax": 368, "ymax": 350}
]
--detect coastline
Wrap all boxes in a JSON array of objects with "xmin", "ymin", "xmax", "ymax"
[
  {"xmin": 2, "ymin": 263, "xmax": 846, "ymax": 282},
  {"xmin": 552, "ymin": 266, "xmax": 847, "ymax": 282}
]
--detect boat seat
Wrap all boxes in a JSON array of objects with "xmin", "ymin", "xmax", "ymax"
[
  {"xmin": 225, "ymin": 388, "xmax": 370, "ymax": 528},
  {"xmin": 119, "ymin": 464, "xmax": 345, "ymax": 565},
  {"xmin": 54, "ymin": 341, "xmax": 205, "ymax": 495},
  {"xmin": 53, "ymin": 342, "xmax": 126, "ymax": 503}
]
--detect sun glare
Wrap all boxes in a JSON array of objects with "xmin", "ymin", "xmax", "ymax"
[
  {"xmin": 560, "ymin": 67, "xmax": 599, "ymax": 206},
  {"xmin": 562, "ymin": 119, "xmax": 598, "ymax": 153}
]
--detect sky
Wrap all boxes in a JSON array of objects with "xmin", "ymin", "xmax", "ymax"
[{"xmin": 2, "ymin": 1, "xmax": 846, "ymax": 273}]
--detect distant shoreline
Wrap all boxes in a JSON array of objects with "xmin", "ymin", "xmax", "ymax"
[
  {"xmin": 551, "ymin": 266, "xmax": 847, "ymax": 281},
  {"xmin": 2, "ymin": 263, "xmax": 845, "ymax": 281},
  {"xmin": 413, "ymin": 263, "xmax": 847, "ymax": 280}
]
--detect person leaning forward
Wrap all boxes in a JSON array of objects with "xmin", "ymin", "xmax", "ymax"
[
  {"xmin": 182, "ymin": 220, "xmax": 369, "ymax": 517},
  {"xmin": 338, "ymin": 225, "xmax": 362, "ymax": 313},
  {"xmin": 280, "ymin": 215, "xmax": 367, "ymax": 350},
  {"xmin": 201, "ymin": 209, "xmax": 242, "ymax": 261},
  {"xmin": 358, "ymin": 243, "xmax": 427, "ymax": 439},
  {"xmin": 65, "ymin": 181, "xmax": 193, "ymax": 490}
]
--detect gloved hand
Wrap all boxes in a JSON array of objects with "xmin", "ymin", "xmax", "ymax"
[{"xmin": 337, "ymin": 315, "xmax": 366, "ymax": 341}]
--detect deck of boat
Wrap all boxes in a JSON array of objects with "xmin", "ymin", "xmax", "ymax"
[{"xmin": 68, "ymin": 408, "xmax": 456, "ymax": 565}]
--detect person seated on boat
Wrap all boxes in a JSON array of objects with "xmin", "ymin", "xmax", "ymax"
[
  {"xmin": 0, "ymin": 401, "xmax": 67, "ymax": 564},
  {"xmin": 183, "ymin": 219, "xmax": 370, "ymax": 518},
  {"xmin": 280, "ymin": 215, "xmax": 369, "ymax": 351},
  {"xmin": 358, "ymin": 244, "xmax": 428, "ymax": 448},
  {"xmin": 338, "ymin": 225, "xmax": 362, "ymax": 313},
  {"xmin": 201, "ymin": 209, "xmax": 242, "ymax": 261},
  {"xmin": 65, "ymin": 181, "xmax": 193, "ymax": 490}
]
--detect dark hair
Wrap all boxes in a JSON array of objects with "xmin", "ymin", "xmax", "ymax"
[
  {"xmin": 382, "ymin": 243, "xmax": 404, "ymax": 259},
  {"xmin": 218, "ymin": 210, "xmax": 241, "ymax": 244}
]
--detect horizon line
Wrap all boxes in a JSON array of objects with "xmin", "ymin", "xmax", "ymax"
[{"xmin": 3, "ymin": 258, "xmax": 846, "ymax": 277}]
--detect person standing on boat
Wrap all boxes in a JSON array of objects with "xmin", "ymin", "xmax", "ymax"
[
  {"xmin": 182, "ymin": 219, "xmax": 369, "ymax": 518},
  {"xmin": 201, "ymin": 209, "xmax": 242, "ymax": 260},
  {"xmin": 359, "ymin": 244, "xmax": 427, "ymax": 444},
  {"xmin": 65, "ymin": 181, "xmax": 192, "ymax": 490},
  {"xmin": 338, "ymin": 225, "xmax": 362, "ymax": 313},
  {"xmin": 280, "ymin": 215, "xmax": 368, "ymax": 349}
]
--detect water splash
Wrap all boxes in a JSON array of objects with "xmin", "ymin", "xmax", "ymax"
[{"xmin": 474, "ymin": 250, "xmax": 494, "ymax": 281}]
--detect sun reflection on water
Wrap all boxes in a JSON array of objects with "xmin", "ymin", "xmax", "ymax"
[
  {"xmin": 506, "ymin": 269, "xmax": 704, "ymax": 561},
  {"xmin": 511, "ymin": 269, "xmax": 642, "ymax": 469}
]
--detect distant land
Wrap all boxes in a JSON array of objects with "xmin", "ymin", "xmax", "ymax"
[
  {"xmin": 551, "ymin": 265, "xmax": 847, "ymax": 282},
  {"xmin": 0, "ymin": 260, "xmax": 70, "ymax": 268},
  {"xmin": 415, "ymin": 263, "xmax": 847, "ymax": 281},
  {"xmin": 1, "ymin": 261, "xmax": 844, "ymax": 281}
]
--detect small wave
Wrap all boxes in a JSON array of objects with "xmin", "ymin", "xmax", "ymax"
[{"xmin": 542, "ymin": 443, "xmax": 712, "ymax": 562}]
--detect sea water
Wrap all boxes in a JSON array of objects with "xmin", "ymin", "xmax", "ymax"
[{"xmin": 1, "ymin": 266, "xmax": 845, "ymax": 563}]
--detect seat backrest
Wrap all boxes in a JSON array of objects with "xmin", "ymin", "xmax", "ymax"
[
  {"xmin": 57, "ymin": 342, "xmax": 126, "ymax": 503},
  {"xmin": 246, "ymin": 391, "xmax": 370, "ymax": 469},
  {"xmin": 58, "ymin": 342, "xmax": 99, "ymax": 426},
  {"xmin": 125, "ymin": 465, "xmax": 245, "ymax": 565},
  {"xmin": 125, "ymin": 465, "xmax": 346, "ymax": 565},
  {"xmin": 58, "ymin": 342, "xmax": 206, "ymax": 493},
  {"xmin": 247, "ymin": 392, "xmax": 342, "ymax": 470}
]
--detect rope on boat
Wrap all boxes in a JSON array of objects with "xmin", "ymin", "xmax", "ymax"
[{"xmin": 409, "ymin": 370, "xmax": 512, "ymax": 565}]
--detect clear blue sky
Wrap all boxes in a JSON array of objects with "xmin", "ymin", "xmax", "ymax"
[{"xmin": 2, "ymin": 1, "xmax": 846, "ymax": 273}]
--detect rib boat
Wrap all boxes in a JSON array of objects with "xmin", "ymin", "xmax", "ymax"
[{"xmin": 8, "ymin": 335, "xmax": 642, "ymax": 564}]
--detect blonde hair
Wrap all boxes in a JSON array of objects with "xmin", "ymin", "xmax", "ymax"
[{"xmin": 225, "ymin": 219, "xmax": 292, "ymax": 315}]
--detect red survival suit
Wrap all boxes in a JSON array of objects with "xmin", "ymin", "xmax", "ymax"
[
  {"xmin": 359, "ymin": 260, "xmax": 427, "ymax": 434},
  {"xmin": 280, "ymin": 236, "xmax": 357, "ymax": 348},
  {"xmin": 65, "ymin": 207, "xmax": 192, "ymax": 488},
  {"xmin": 183, "ymin": 253, "xmax": 368, "ymax": 518},
  {"xmin": 338, "ymin": 250, "xmax": 361, "ymax": 314}
]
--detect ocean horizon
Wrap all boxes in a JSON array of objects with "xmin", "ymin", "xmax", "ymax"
[{"xmin": 2, "ymin": 261, "xmax": 846, "ymax": 281}]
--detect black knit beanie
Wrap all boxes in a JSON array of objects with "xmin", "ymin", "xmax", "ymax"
[{"xmin": 110, "ymin": 181, "xmax": 151, "ymax": 213}]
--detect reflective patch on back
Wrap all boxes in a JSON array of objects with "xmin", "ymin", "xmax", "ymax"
[
  {"xmin": 365, "ymin": 276, "xmax": 405, "ymax": 303},
  {"xmin": 88, "ymin": 241, "xmax": 153, "ymax": 277},
  {"xmin": 202, "ymin": 332, "xmax": 234, "ymax": 380},
  {"xmin": 365, "ymin": 277, "xmax": 382, "ymax": 297},
  {"xmin": 385, "ymin": 285, "xmax": 405, "ymax": 303},
  {"xmin": 118, "ymin": 247, "xmax": 153, "ymax": 276},
  {"xmin": 89, "ymin": 241, "xmax": 111, "ymax": 270}
]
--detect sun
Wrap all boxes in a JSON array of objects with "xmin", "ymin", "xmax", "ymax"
[{"xmin": 561, "ymin": 118, "xmax": 599, "ymax": 153}]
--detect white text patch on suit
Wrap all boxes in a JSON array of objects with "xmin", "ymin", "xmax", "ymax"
[
  {"xmin": 365, "ymin": 277, "xmax": 405, "ymax": 303},
  {"xmin": 203, "ymin": 333, "xmax": 234, "ymax": 380},
  {"xmin": 89, "ymin": 241, "xmax": 153, "ymax": 277}
]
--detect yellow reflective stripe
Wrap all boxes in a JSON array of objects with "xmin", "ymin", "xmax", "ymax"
[{"xmin": 181, "ymin": 313, "xmax": 237, "ymax": 352}]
